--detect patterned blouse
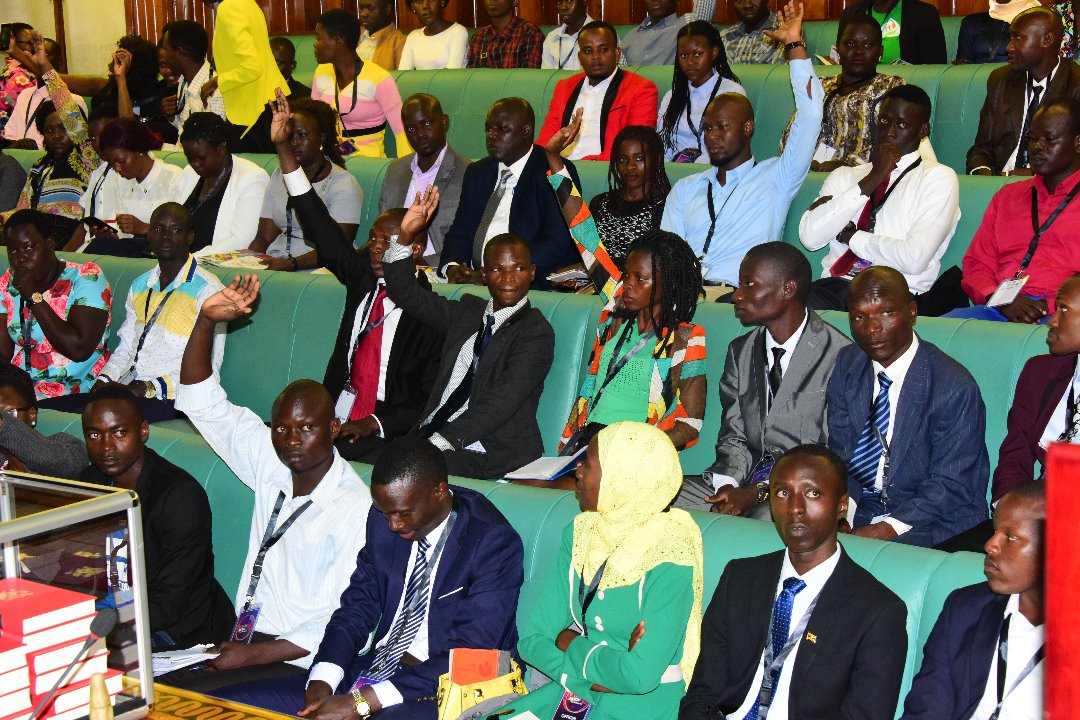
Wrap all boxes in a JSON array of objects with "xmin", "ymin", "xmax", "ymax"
[
  {"xmin": 0, "ymin": 58, "xmax": 33, "ymax": 136},
  {"xmin": 779, "ymin": 72, "xmax": 905, "ymax": 167},
  {"xmin": 0, "ymin": 261, "xmax": 112, "ymax": 399},
  {"xmin": 588, "ymin": 191, "xmax": 665, "ymax": 268},
  {"xmin": 1056, "ymin": 2, "xmax": 1076, "ymax": 59}
]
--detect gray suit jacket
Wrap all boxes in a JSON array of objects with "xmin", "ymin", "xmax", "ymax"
[
  {"xmin": 379, "ymin": 145, "xmax": 471, "ymax": 260},
  {"xmin": 705, "ymin": 309, "xmax": 850, "ymax": 485}
]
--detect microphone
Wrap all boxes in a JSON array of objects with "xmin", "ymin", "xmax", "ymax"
[{"xmin": 28, "ymin": 608, "xmax": 119, "ymax": 720}]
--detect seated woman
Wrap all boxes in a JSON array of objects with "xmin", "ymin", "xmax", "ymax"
[
  {"xmin": 310, "ymin": 8, "xmax": 411, "ymax": 158},
  {"xmin": 251, "ymin": 98, "xmax": 362, "ymax": 271},
  {"xmin": 547, "ymin": 114, "xmax": 706, "ymax": 460},
  {"xmin": 176, "ymin": 112, "xmax": 270, "ymax": 255},
  {"xmin": 399, "ymin": 0, "xmax": 469, "ymax": 70},
  {"xmin": 588, "ymin": 126, "xmax": 670, "ymax": 268},
  {"xmin": 778, "ymin": 15, "xmax": 904, "ymax": 171},
  {"xmin": 0, "ymin": 210, "xmax": 111, "ymax": 404},
  {"xmin": 0, "ymin": 363, "xmax": 88, "ymax": 477},
  {"xmin": 503, "ymin": 422, "xmax": 703, "ymax": 719},
  {"xmin": 658, "ymin": 21, "xmax": 744, "ymax": 164}
]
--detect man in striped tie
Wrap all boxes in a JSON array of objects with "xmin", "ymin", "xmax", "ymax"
[
  {"xmin": 825, "ymin": 267, "xmax": 990, "ymax": 548},
  {"xmin": 216, "ymin": 437, "xmax": 525, "ymax": 719}
]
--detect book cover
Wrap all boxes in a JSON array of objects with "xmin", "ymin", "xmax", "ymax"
[
  {"xmin": 448, "ymin": 648, "xmax": 503, "ymax": 686},
  {"xmin": 0, "ymin": 579, "xmax": 95, "ymax": 636},
  {"xmin": 33, "ymin": 651, "xmax": 109, "ymax": 694},
  {"xmin": 5, "ymin": 615, "xmax": 94, "ymax": 652},
  {"xmin": 0, "ymin": 636, "xmax": 27, "ymax": 675},
  {"xmin": 31, "ymin": 669, "xmax": 121, "ymax": 716},
  {"xmin": 26, "ymin": 638, "xmax": 105, "ymax": 676}
]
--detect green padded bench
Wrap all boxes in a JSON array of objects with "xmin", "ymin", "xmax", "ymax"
[{"xmin": 30, "ymin": 411, "xmax": 985, "ymax": 717}]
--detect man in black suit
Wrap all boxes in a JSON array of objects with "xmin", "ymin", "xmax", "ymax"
[
  {"xmin": 440, "ymin": 97, "xmax": 578, "ymax": 290},
  {"xmin": 840, "ymin": 0, "xmax": 947, "ymax": 64},
  {"xmin": 681, "ymin": 444, "xmax": 908, "ymax": 720},
  {"xmin": 968, "ymin": 7, "xmax": 1080, "ymax": 175},
  {"xmin": 216, "ymin": 438, "xmax": 525, "ymax": 718},
  {"xmin": 382, "ymin": 186, "xmax": 555, "ymax": 479},
  {"xmin": 901, "ymin": 482, "xmax": 1045, "ymax": 720}
]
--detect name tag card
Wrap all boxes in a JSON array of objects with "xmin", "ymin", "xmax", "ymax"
[{"xmin": 987, "ymin": 276, "xmax": 1030, "ymax": 308}]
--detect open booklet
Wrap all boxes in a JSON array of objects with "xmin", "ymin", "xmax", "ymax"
[{"xmin": 503, "ymin": 446, "xmax": 586, "ymax": 481}]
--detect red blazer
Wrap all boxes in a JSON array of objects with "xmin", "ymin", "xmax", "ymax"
[{"xmin": 538, "ymin": 69, "xmax": 658, "ymax": 161}]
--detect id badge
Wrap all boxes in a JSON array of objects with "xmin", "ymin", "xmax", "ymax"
[
  {"xmin": 700, "ymin": 264, "xmax": 710, "ymax": 280},
  {"xmin": 552, "ymin": 691, "xmax": 591, "ymax": 720},
  {"xmin": 987, "ymin": 276, "xmax": 1030, "ymax": 307},
  {"xmin": 231, "ymin": 603, "xmax": 262, "ymax": 644},
  {"xmin": 349, "ymin": 675, "xmax": 378, "ymax": 692},
  {"xmin": 105, "ymin": 530, "xmax": 134, "ymax": 608},
  {"xmin": 845, "ymin": 257, "xmax": 874, "ymax": 279},
  {"xmin": 338, "ymin": 138, "xmax": 359, "ymax": 156},
  {"xmin": 749, "ymin": 462, "xmax": 774, "ymax": 486},
  {"xmin": 334, "ymin": 388, "xmax": 356, "ymax": 421},
  {"xmin": 672, "ymin": 147, "xmax": 702, "ymax": 163}
]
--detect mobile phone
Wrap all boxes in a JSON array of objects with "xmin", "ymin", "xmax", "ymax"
[
  {"xmin": 0, "ymin": 24, "xmax": 12, "ymax": 52},
  {"xmin": 82, "ymin": 216, "xmax": 115, "ymax": 233}
]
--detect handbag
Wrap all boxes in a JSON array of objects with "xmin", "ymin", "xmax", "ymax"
[{"xmin": 436, "ymin": 657, "xmax": 527, "ymax": 720}]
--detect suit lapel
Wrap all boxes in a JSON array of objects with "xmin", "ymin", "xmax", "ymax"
[
  {"xmin": 1036, "ymin": 355, "xmax": 1076, "ymax": 436},
  {"xmin": 598, "ymin": 69, "xmax": 625, "ymax": 150},
  {"xmin": 430, "ymin": 497, "xmax": 467, "ymax": 601},
  {"xmin": 751, "ymin": 330, "xmax": 768, "ymax": 429},
  {"xmin": 887, "ymin": 342, "xmax": 930, "ymax": 471},
  {"xmin": 790, "ymin": 552, "xmax": 854, "ymax": 687},
  {"xmin": 957, "ymin": 592, "xmax": 1010, "ymax": 718},
  {"xmin": 769, "ymin": 312, "xmax": 818, "ymax": 413},
  {"xmin": 561, "ymin": 76, "xmax": 587, "ymax": 128}
]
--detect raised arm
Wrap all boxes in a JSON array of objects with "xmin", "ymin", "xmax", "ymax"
[{"xmin": 180, "ymin": 275, "xmax": 259, "ymax": 386}]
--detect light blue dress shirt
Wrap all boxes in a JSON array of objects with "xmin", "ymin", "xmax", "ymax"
[
  {"xmin": 658, "ymin": 71, "xmax": 746, "ymax": 163},
  {"xmin": 660, "ymin": 59, "xmax": 823, "ymax": 285}
]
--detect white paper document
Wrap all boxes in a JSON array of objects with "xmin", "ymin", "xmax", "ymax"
[{"xmin": 151, "ymin": 644, "xmax": 219, "ymax": 676}]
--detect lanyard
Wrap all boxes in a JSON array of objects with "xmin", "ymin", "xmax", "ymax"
[
  {"xmin": 89, "ymin": 165, "xmax": 111, "ymax": 219},
  {"xmin": 1015, "ymin": 182, "xmax": 1080, "ymax": 279},
  {"xmin": 184, "ymin": 158, "xmax": 232, "ymax": 216},
  {"xmin": 29, "ymin": 162, "xmax": 51, "ymax": 210},
  {"xmin": 685, "ymin": 75, "xmax": 724, "ymax": 151},
  {"xmin": 865, "ymin": 158, "xmax": 922, "ymax": 232},
  {"xmin": 333, "ymin": 60, "xmax": 362, "ymax": 119},
  {"xmin": 990, "ymin": 614, "xmax": 1044, "ymax": 720},
  {"xmin": 756, "ymin": 592, "xmax": 821, "ymax": 717},
  {"xmin": 576, "ymin": 560, "xmax": 607, "ymax": 637},
  {"xmin": 242, "ymin": 491, "xmax": 314, "ymax": 609},
  {"xmin": 557, "ymin": 33, "xmax": 579, "ymax": 69},
  {"xmin": 109, "ymin": 532, "xmax": 129, "ymax": 591},
  {"xmin": 23, "ymin": 89, "xmax": 42, "ymax": 137},
  {"xmin": 703, "ymin": 179, "xmax": 741, "ymax": 258},
  {"xmin": 344, "ymin": 285, "xmax": 399, "ymax": 383},
  {"xmin": 590, "ymin": 320, "xmax": 655, "ymax": 410},
  {"xmin": 18, "ymin": 298, "xmax": 37, "ymax": 372},
  {"xmin": 125, "ymin": 259, "xmax": 195, "ymax": 377}
]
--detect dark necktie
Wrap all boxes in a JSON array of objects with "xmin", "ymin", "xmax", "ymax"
[
  {"xmin": 767, "ymin": 347, "xmax": 786, "ymax": 410},
  {"xmin": 347, "ymin": 285, "xmax": 387, "ymax": 421},
  {"xmin": 472, "ymin": 168, "xmax": 513, "ymax": 266},
  {"xmin": 743, "ymin": 577, "xmax": 807, "ymax": 720},
  {"xmin": 849, "ymin": 371, "xmax": 893, "ymax": 493},
  {"xmin": 829, "ymin": 172, "xmax": 891, "ymax": 277},
  {"xmin": 1016, "ymin": 84, "xmax": 1044, "ymax": 170},
  {"xmin": 1059, "ymin": 385, "xmax": 1079, "ymax": 443},
  {"xmin": 422, "ymin": 314, "xmax": 496, "ymax": 435}
]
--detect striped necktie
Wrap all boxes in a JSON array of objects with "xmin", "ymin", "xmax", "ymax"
[
  {"xmin": 849, "ymin": 372, "xmax": 893, "ymax": 493},
  {"xmin": 361, "ymin": 537, "xmax": 433, "ymax": 683}
]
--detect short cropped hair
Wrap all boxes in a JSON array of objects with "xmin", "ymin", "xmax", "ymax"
[
  {"xmin": 85, "ymin": 383, "xmax": 146, "ymax": 424},
  {"xmin": 879, "ymin": 84, "xmax": 933, "ymax": 121},
  {"xmin": 99, "ymin": 117, "xmax": 155, "ymax": 154},
  {"xmin": 371, "ymin": 437, "xmax": 448, "ymax": 488},
  {"xmin": 744, "ymin": 241, "xmax": 813, "ymax": 303},
  {"xmin": 180, "ymin": 111, "xmax": 232, "ymax": 147},
  {"xmin": 0, "ymin": 364, "xmax": 37, "ymax": 409},
  {"xmin": 4, "ymin": 209, "xmax": 54, "ymax": 245},
  {"xmin": 319, "ymin": 9, "xmax": 362, "ymax": 49},
  {"xmin": 774, "ymin": 444, "xmax": 848, "ymax": 496},
  {"xmin": 162, "ymin": 20, "xmax": 209, "ymax": 60}
]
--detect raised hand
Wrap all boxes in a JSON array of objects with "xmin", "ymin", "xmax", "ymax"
[
  {"xmin": 200, "ymin": 274, "xmax": 260, "ymax": 323},
  {"xmin": 269, "ymin": 88, "xmax": 294, "ymax": 147},
  {"xmin": 545, "ymin": 107, "xmax": 583, "ymax": 160},
  {"xmin": 398, "ymin": 185, "xmax": 441, "ymax": 244},
  {"xmin": 7, "ymin": 34, "xmax": 39, "ymax": 75},
  {"xmin": 764, "ymin": 1, "xmax": 805, "ymax": 47},
  {"xmin": 111, "ymin": 49, "xmax": 132, "ymax": 78}
]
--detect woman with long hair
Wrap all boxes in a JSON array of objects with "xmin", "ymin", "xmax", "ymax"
[{"xmin": 658, "ymin": 21, "xmax": 744, "ymax": 164}]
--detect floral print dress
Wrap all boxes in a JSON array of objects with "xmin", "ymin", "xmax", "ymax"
[{"xmin": 0, "ymin": 58, "xmax": 33, "ymax": 135}]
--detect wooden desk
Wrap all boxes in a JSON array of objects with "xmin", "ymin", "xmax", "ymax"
[{"xmin": 150, "ymin": 684, "xmax": 296, "ymax": 720}]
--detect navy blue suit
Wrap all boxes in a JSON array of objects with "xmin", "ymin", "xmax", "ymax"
[
  {"xmin": 900, "ymin": 583, "xmax": 1009, "ymax": 720},
  {"xmin": 826, "ymin": 338, "xmax": 990, "ymax": 547},
  {"xmin": 217, "ymin": 487, "xmax": 524, "ymax": 718},
  {"xmin": 439, "ymin": 145, "xmax": 579, "ymax": 290}
]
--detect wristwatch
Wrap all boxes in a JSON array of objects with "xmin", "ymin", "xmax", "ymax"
[
  {"xmin": 785, "ymin": 40, "xmax": 806, "ymax": 53},
  {"xmin": 28, "ymin": 292, "xmax": 44, "ymax": 306},
  {"xmin": 755, "ymin": 481, "xmax": 770, "ymax": 505},
  {"xmin": 351, "ymin": 689, "xmax": 371, "ymax": 718},
  {"xmin": 143, "ymin": 382, "xmax": 157, "ymax": 400}
]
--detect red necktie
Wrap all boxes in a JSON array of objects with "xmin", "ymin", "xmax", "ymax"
[
  {"xmin": 347, "ymin": 285, "xmax": 387, "ymax": 421},
  {"xmin": 830, "ymin": 173, "xmax": 891, "ymax": 278}
]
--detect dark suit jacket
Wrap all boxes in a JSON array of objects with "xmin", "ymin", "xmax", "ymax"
[
  {"xmin": 439, "ymin": 145, "xmax": 579, "ymax": 290},
  {"xmin": 707, "ymin": 309, "xmax": 851, "ymax": 484},
  {"xmin": 967, "ymin": 60, "xmax": 1080, "ymax": 174},
  {"xmin": 378, "ymin": 145, "xmax": 471, "ymax": 261},
  {"xmin": 680, "ymin": 548, "xmax": 908, "ymax": 720},
  {"xmin": 900, "ymin": 583, "xmax": 1009, "ymax": 720},
  {"xmin": 537, "ymin": 69, "xmax": 659, "ymax": 161},
  {"xmin": 383, "ymin": 257, "xmax": 554, "ymax": 478},
  {"xmin": 311, "ymin": 487, "xmax": 524, "ymax": 703},
  {"xmin": 826, "ymin": 338, "xmax": 991, "ymax": 547},
  {"xmin": 841, "ymin": 0, "xmax": 947, "ymax": 64},
  {"xmin": 992, "ymin": 352, "xmax": 1075, "ymax": 501},
  {"xmin": 290, "ymin": 186, "xmax": 443, "ymax": 439}
]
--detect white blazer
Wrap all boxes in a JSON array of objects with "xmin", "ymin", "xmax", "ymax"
[{"xmin": 176, "ymin": 155, "xmax": 271, "ymax": 255}]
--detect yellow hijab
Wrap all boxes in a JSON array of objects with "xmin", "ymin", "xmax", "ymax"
[{"xmin": 570, "ymin": 421, "xmax": 704, "ymax": 688}]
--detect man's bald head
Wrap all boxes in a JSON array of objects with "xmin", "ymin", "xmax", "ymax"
[
  {"xmin": 708, "ymin": 92, "xmax": 755, "ymax": 123},
  {"xmin": 1013, "ymin": 6, "xmax": 1064, "ymax": 42},
  {"xmin": 485, "ymin": 98, "xmax": 535, "ymax": 165},
  {"xmin": 848, "ymin": 266, "xmax": 912, "ymax": 306},
  {"xmin": 1009, "ymin": 7, "xmax": 1065, "ymax": 73},
  {"xmin": 490, "ymin": 97, "xmax": 535, "ymax": 129},
  {"xmin": 847, "ymin": 267, "xmax": 917, "ymax": 367},
  {"xmin": 270, "ymin": 380, "xmax": 340, "ymax": 480},
  {"xmin": 150, "ymin": 201, "xmax": 192, "ymax": 231},
  {"xmin": 273, "ymin": 379, "xmax": 335, "ymax": 422}
]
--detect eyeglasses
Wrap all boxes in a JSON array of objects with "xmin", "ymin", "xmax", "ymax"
[{"xmin": 3, "ymin": 407, "xmax": 32, "ymax": 418}]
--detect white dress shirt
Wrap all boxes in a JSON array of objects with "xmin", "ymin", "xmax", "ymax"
[
  {"xmin": 561, "ymin": 68, "xmax": 617, "ymax": 160},
  {"xmin": 798, "ymin": 150, "xmax": 960, "ymax": 294},
  {"xmin": 174, "ymin": 376, "xmax": 373, "ymax": 667},
  {"xmin": 308, "ymin": 509, "xmax": 454, "ymax": 709},
  {"xmin": 731, "ymin": 546, "xmax": 842, "ymax": 720},
  {"xmin": 78, "ymin": 159, "xmax": 182, "ymax": 243},
  {"xmin": 541, "ymin": 16, "xmax": 596, "ymax": 70},
  {"xmin": 1039, "ymin": 363, "xmax": 1080, "ymax": 448},
  {"xmin": 3, "ymin": 84, "xmax": 87, "ymax": 147},
  {"xmin": 657, "ymin": 72, "xmax": 746, "ymax": 163},
  {"xmin": 398, "ymin": 23, "xmax": 469, "ymax": 70},
  {"xmin": 1002, "ymin": 62, "xmax": 1059, "ymax": 173},
  {"xmin": 482, "ymin": 149, "xmax": 531, "ymax": 254},
  {"xmin": 971, "ymin": 594, "xmax": 1044, "ymax": 720}
]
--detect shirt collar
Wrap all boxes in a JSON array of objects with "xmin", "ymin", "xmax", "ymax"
[
  {"xmin": 421, "ymin": 494, "xmax": 455, "ymax": 546},
  {"xmin": 491, "ymin": 15, "xmax": 523, "ymax": 38},
  {"xmin": 690, "ymin": 70, "xmax": 721, "ymax": 97},
  {"xmin": 892, "ymin": 149, "xmax": 922, "ymax": 175},
  {"xmin": 765, "ymin": 310, "xmax": 809, "ymax": 354},
  {"xmin": 148, "ymin": 255, "xmax": 197, "ymax": 292},
  {"xmin": 1004, "ymin": 593, "xmax": 1044, "ymax": 633},
  {"xmin": 871, "ymin": 333, "xmax": 920, "ymax": 385},
  {"xmin": 276, "ymin": 454, "xmax": 351, "ymax": 513},
  {"xmin": 499, "ymin": 148, "xmax": 533, "ymax": 183},
  {"xmin": 191, "ymin": 60, "xmax": 213, "ymax": 88},
  {"xmin": 557, "ymin": 15, "xmax": 595, "ymax": 38},
  {"xmin": 781, "ymin": 543, "xmax": 842, "ymax": 591},
  {"xmin": 1035, "ymin": 165, "xmax": 1080, "ymax": 197},
  {"xmin": 411, "ymin": 144, "xmax": 448, "ymax": 177},
  {"xmin": 640, "ymin": 12, "xmax": 678, "ymax": 29},
  {"xmin": 582, "ymin": 67, "xmax": 619, "ymax": 92},
  {"xmin": 710, "ymin": 157, "xmax": 756, "ymax": 187},
  {"xmin": 484, "ymin": 295, "xmax": 529, "ymax": 330},
  {"xmin": 1030, "ymin": 60, "xmax": 1060, "ymax": 89}
]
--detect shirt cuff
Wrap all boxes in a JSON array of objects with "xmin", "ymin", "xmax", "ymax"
[
  {"xmin": 875, "ymin": 515, "xmax": 913, "ymax": 536},
  {"xmin": 283, "ymin": 167, "xmax": 313, "ymax": 196},
  {"xmin": 969, "ymin": 166, "xmax": 993, "ymax": 175},
  {"xmin": 307, "ymin": 662, "xmax": 345, "ymax": 692},
  {"xmin": 370, "ymin": 414, "xmax": 385, "ymax": 439},
  {"xmin": 383, "ymin": 241, "xmax": 413, "ymax": 264},
  {"xmin": 371, "ymin": 681, "xmax": 403, "ymax": 708},
  {"xmin": 429, "ymin": 433, "xmax": 454, "ymax": 452},
  {"xmin": 174, "ymin": 376, "xmax": 224, "ymax": 415},
  {"xmin": 703, "ymin": 471, "xmax": 737, "ymax": 492}
]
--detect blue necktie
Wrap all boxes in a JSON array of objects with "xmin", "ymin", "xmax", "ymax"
[
  {"xmin": 744, "ymin": 577, "xmax": 807, "ymax": 720},
  {"xmin": 361, "ymin": 537, "xmax": 432, "ymax": 684},
  {"xmin": 849, "ymin": 371, "xmax": 893, "ymax": 494}
]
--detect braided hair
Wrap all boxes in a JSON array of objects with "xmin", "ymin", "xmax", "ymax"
[
  {"xmin": 661, "ymin": 21, "xmax": 739, "ymax": 155},
  {"xmin": 623, "ymin": 230, "xmax": 703, "ymax": 356},
  {"xmin": 289, "ymin": 97, "xmax": 346, "ymax": 167},
  {"xmin": 607, "ymin": 125, "xmax": 670, "ymax": 217}
]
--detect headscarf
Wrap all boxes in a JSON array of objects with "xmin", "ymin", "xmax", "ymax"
[{"xmin": 570, "ymin": 421, "xmax": 704, "ymax": 688}]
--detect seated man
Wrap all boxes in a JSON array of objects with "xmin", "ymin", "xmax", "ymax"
[
  {"xmin": 661, "ymin": 1, "xmax": 822, "ymax": 300},
  {"xmin": 439, "ymin": 97, "xmax": 579, "ymax": 290},
  {"xmin": 719, "ymin": 0, "xmax": 787, "ymax": 64},
  {"xmin": 159, "ymin": 20, "xmax": 226, "ymax": 137},
  {"xmin": 386, "ymin": 187, "xmax": 554, "ymax": 479},
  {"xmin": 676, "ymin": 242, "xmax": 851, "ymax": 516},
  {"xmin": 680, "ymin": 444, "xmax": 908, "ymax": 719},
  {"xmin": 537, "ymin": 21, "xmax": 658, "ymax": 162},
  {"xmin": 166, "ymin": 276, "xmax": 372, "ymax": 691},
  {"xmin": 901, "ymin": 483, "xmax": 1045, "ymax": 720},
  {"xmin": 78, "ymin": 384, "xmax": 235, "ymax": 649},
  {"xmin": 216, "ymin": 437, "xmax": 525, "ymax": 718},
  {"xmin": 466, "ymin": 0, "xmax": 544, "ymax": 68},
  {"xmin": 0, "ymin": 363, "xmax": 87, "ymax": 477},
  {"xmin": 357, "ymin": 0, "xmax": 406, "ymax": 70},
  {"xmin": 950, "ymin": 99, "xmax": 1080, "ymax": 323},
  {"xmin": 622, "ymin": 0, "xmax": 718, "ymax": 66},
  {"xmin": 968, "ymin": 7, "xmax": 1080, "ymax": 176},
  {"xmin": 378, "ymin": 93, "xmax": 470, "ymax": 262},
  {"xmin": 840, "ymin": 0, "xmax": 947, "ymax": 64},
  {"xmin": 799, "ymin": 85, "xmax": 961, "ymax": 315},
  {"xmin": 270, "ymin": 37, "xmax": 311, "ymax": 98},
  {"xmin": 93, "ymin": 202, "xmax": 225, "ymax": 423},
  {"xmin": 827, "ymin": 267, "xmax": 990, "ymax": 547},
  {"xmin": 541, "ymin": 0, "xmax": 594, "ymax": 70},
  {"xmin": 0, "ymin": 209, "xmax": 111, "ymax": 402}
]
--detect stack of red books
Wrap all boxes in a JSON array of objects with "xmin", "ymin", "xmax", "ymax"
[{"xmin": 0, "ymin": 579, "xmax": 120, "ymax": 719}]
